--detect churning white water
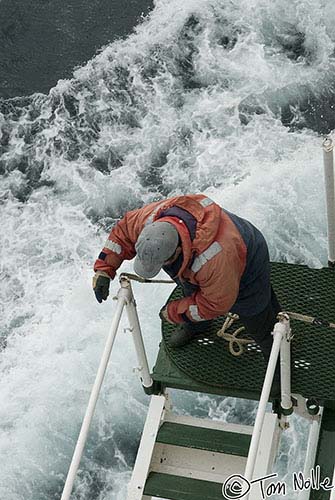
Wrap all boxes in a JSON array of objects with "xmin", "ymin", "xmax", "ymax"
[{"xmin": 1, "ymin": 0, "xmax": 335, "ymax": 498}]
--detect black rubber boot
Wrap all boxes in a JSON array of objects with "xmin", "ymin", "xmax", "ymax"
[
  {"xmin": 167, "ymin": 318, "xmax": 215, "ymax": 348},
  {"xmin": 168, "ymin": 325, "xmax": 193, "ymax": 348}
]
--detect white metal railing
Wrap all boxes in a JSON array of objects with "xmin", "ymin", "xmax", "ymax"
[
  {"xmin": 242, "ymin": 136, "xmax": 335, "ymax": 497},
  {"xmin": 323, "ymin": 137, "xmax": 335, "ymax": 267},
  {"xmin": 279, "ymin": 316, "xmax": 292, "ymax": 412},
  {"xmin": 244, "ymin": 313, "xmax": 292, "ymax": 488},
  {"xmin": 61, "ymin": 275, "xmax": 153, "ymax": 500}
]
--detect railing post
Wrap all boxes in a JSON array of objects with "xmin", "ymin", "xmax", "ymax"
[
  {"xmin": 121, "ymin": 276, "xmax": 153, "ymax": 389},
  {"xmin": 280, "ymin": 317, "xmax": 293, "ymax": 413},
  {"xmin": 243, "ymin": 315, "xmax": 290, "ymax": 486},
  {"xmin": 60, "ymin": 283, "xmax": 129, "ymax": 500},
  {"xmin": 323, "ymin": 137, "xmax": 335, "ymax": 267}
]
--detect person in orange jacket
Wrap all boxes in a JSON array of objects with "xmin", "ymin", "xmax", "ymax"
[{"xmin": 92, "ymin": 194, "xmax": 281, "ymax": 374}]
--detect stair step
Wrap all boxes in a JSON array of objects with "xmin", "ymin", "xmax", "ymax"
[
  {"xmin": 156, "ymin": 422, "xmax": 251, "ymax": 457},
  {"xmin": 144, "ymin": 472, "xmax": 229, "ymax": 500}
]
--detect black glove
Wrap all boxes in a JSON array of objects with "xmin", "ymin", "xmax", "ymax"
[{"xmin": 92, "ymin": 272, "xmax": 110, "ymax": 303}]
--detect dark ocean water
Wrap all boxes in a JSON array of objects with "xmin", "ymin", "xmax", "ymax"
[{"xmin": 0, "ymin": 0, "xmax": 153, "ymax": 98}]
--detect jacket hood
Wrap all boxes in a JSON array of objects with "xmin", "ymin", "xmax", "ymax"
[{"xmin": 155, "ymin": 194, "xmax": 222, "ymax": 252}]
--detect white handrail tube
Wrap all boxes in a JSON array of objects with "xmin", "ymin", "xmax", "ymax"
[
  {"xmin": 123, "ymin": 278, "xmax": 153, "ymax": 388},
  {"xmin": 323, "ymin": 137, "xmax": 335, "ymax": 266},
  {"xmin": 244, "ymin": 318, "xmax": 289, "ymax": 484},
  {"xmin": 280, "ymin": 325, "xmax": 292, "ymax": 411},
  {"xmin": 60, "ymin": 285, "xmax": 129, "ymax": 500}
]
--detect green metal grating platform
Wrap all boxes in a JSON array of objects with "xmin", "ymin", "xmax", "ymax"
[{"xmin": 152, "ymin": 262, "xmax": 335, "ymax": 405}]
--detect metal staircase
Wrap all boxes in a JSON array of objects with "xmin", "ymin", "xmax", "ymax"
[{"xmin": 128, "ymin": 394, "xmax": 281, "ymax": 500}]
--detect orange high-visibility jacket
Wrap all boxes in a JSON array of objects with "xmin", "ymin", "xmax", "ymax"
[{"xmin": 94, "ymin": 194, "xmax": 250, "ymax": 323}]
